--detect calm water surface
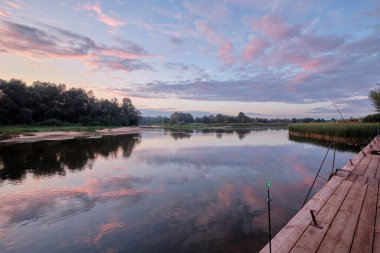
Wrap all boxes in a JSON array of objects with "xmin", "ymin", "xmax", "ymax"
[{"xmin": 0, "ymin": 129, "xmax": 358, "ymax": 253}]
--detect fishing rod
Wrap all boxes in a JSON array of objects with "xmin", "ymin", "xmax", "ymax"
[
  {"xmin": 266, "ymin": 180, "xmax": 272, "ymax": 253},
  {"xmin": 331, "ymin": 101, "xmax": 349, "ymax": 127}
]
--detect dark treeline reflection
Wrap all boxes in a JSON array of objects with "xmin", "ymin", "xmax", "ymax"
[
  {"xmin": 167, "ymin": 131, "xmax": 192, "ymax": 140},
  {"xmin": 288, "ymin": 135, "xmax": 361, "ymax": 153},
  {"xmin": 0, "ymin": 134, "xmax": 140, "ymax": 182},
  {"xmin": 200, "ymin": 128, "xmax": 284, "ymax": 140},
  {"xmin": 164, "ymin": 128, "xmax": 286, "ymax": 141}
]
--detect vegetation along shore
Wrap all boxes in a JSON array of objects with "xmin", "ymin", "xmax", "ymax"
[{"xmin": 288, "ymin": 123, "xmax": 379, "ymax": 144}]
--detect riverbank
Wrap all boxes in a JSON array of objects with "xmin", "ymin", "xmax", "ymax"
[
  {"xmin": 0, "ymin": 123, "xmax": 286, "ymax": 142},
  {"xmin": 288, "ymin": 123, "xmax": 378, "ymax": 144},
  {"xmin": 0, "ymin": 126, "xmax": 141, "ymax": 144}
]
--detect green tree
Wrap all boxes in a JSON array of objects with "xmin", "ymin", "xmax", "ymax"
[
  {"xmin": 237, "ymin": 112, "xmax": 249, "ymax": 123},
  {"xmin": 369, "ymin": 84, "xmax": 380, "ymax": 113},
  {"xmin": 0, "ymin": 78, "xmax": 140, "ymax": 126},
  {"xmin": 169, "ymin": 112, "xmax": 194, "ymax": 124}
]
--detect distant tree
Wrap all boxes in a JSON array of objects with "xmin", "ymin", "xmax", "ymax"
[
  {"xmin": 120, "ymin": 98, "xmax": 140, "ymax": 125},
  {"xmin": 369, "ymin": 84, "xmax": 380, "ymax": 113},
  {"xmin": 169, "ymin": 112, "xmax": 194, "ymax": 124},
  {"xmin": 237, "ymin": 112, "xmax": 249, "ymax": 123},
  {"xmin": 140, "ymin": 116, "xmax": 169, "ymax": 125},
  {"xmin": 363, "ymin": 114, "xmax": 380, "ymax": 123},
  {"xmin": 169, "ymin": 112, "xmax": 181, "ymax": 124},
  {"xmin": 214, "ymin": 114, "xmax": 225, "ymax": 124},
  {"xmin": 16, "ymin": 108, "xmax": 33, "ymax": 123},
  {"xmin": 201, "ymin": 116, "xmax": 210, "ymax": 124}
]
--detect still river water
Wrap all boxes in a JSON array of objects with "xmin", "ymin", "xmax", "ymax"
[{"xmin": 0, "ymin": 129, "xmax": 359, "ymax": 253}]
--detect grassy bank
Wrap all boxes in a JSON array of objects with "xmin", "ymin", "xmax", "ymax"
[
  {"xmin": 0, "ymin": 125, "xmax": 113, "ymax": 140},
  {"xmin": 288, "ymin": 123, "xmax": 378, "ymax": 143}
]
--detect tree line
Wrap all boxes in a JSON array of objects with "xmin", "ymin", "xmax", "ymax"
[
  {"xmin": 142, "ymin": 84, "xmax": 380, "ymax": 125},
  {"xmin": 141, "ymin": 111, "xmax": 327, "ymax": 125},
  {"xmin": 0, "ymin": 79, "xmax": 140, "ymax": 125}
]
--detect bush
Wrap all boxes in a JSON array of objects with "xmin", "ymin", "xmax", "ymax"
[
  {"xmin": 36, "ymin": 119, "xmax": 66, "ymax": 126},
  {"xmin": 362, "ymin": 114, "xmax": 380, "ymax": 123}
]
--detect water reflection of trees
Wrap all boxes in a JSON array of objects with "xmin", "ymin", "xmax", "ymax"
[
  {"xmin": 236, "ymin": 129, "xmax": 251, "ymax": 140},
  {"xmin": 170, "ymin": 132, "xmax": 192, "ymax": 140},
  {"xmin": 199, "ymin": 128, "xmax": 285, "ymax": 140},
  {"xmin": 163, "ymin": 128, "xmax": 287, "ymax": 141},
  {"xmin": 0, "ymin": 134, "xmax": 140, "ymax": 182},
  {"xmin": 288, "ymin": 135, "xmax": 361, "ymax": 153}
]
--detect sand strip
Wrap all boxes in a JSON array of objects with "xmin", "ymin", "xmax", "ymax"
[{"xmin": 0, "ymin": 127, "xmax": 142, "ymax": 144}]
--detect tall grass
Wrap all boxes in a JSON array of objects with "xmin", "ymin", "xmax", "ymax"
[{"xmin": 288, "ymin": 123, "xmax": 378, "ymax": 141}]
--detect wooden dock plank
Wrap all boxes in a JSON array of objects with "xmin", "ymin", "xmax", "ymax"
[
  {"xmin": 363, "ymin": 156, "xmax": 379, "ymax": 178},
  {"xmin": 372, "ymin": 177, "xmax": 380, "ymax": 252},
  {"xmin": 260, "ymin": 138, "xmax": 379, "ymax": 253},
  {"xmin": 374, "ymin": 154, "xmax": 380, "ymax": 179},
  {"xmin": 316, "ymin": 179, "xmax": 368, "ymax": 253},
  {"xmin": 350, "ymin": 178, "xmax": 378, "ymax": 253},
  {"xmin": 352, "ymin": 155, "xmax": 372, "ymax": 176},
  {"xmin": 259, "ymin": 176, "xmax": 345, "ymax": 253},
  {"xmin": 289, "ymin": 180, "xmax": 354, "ymax": 253}
]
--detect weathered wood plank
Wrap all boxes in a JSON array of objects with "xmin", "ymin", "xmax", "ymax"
[
  {"xmin": 372, "ymin": 177, "xmax": 380, "ymax": 252},
  {"xmin": 352, "ymin": 155, "xmax": 372, "ymax": 176},
  {"xmin": 316, "ymin": 179, "xmax": 368, "ymax": 253},
  {"xmin": 259, "ymin": 176, "xmax": 345, "ymax": 253},
  {"xmin": 363, "ymin": 156, "xmax": 379, "ymax": 178},
  {"xmin": 346, "ymin": 173, "xmax": 357, "ymax": 182},
  {"xmin": 374, "ymin": 154, "xmax": 380, "ymax": 179},
  {"xmin": 350, "ymin": 178, "xmax": 378, "ymax": 253},
  {"xmin": 259, "ymin": 138, "xmax": 379, "ymax": 253},
  {"xmin": 289, "ymin": 179, "xmax": 354, "ymax": 253}
]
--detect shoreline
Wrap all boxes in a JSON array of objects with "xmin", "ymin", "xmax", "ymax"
[
  {"xmin": 0, "ymin": 127, "xmax": 142, "ymax": 144},
  {"xmin": 288, "ymin": 130, "xmax": 368, "ymax": 144}
]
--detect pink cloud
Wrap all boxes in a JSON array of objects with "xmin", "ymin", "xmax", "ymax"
[
  {"xmin": 195, "ymin": 20, "xmax": 235, "ymax": 65},
  {"xmin": 94, "ymin": 222, "xmax": 124, "ymax": 243},
  {"xmin": 301, "ymin": 59, "xmax": 324, "ymax": 71},
  {"xmin": 219, "ymin": 41, "xmax": 234, "ymax": 65},
  {"xmin": 100, "ymin": 48, "xmax": 149, "ymax": 60},
  {"xmin": 241, "ymin": 186, "xmax": 262, "ymax": 208},
  {"xmin": 100, "ymin": 188, "xmax": 149, "ymax": 199},
  {"xmin": 82, "ymin": 2, "xmax": 125, "ymax": 27},
  {"xmin": 0, "ymin": 9, "xmax": 10, "ymax": 17},
  {"xmin": 253, "ymin": 13, "xmax": 300, "ymax": 40},
  {"xmin": 284, "ymin": 156, "xmax": 314, "ymax": 185},
  {"xmin": 217, "ymin": 183, "xmax": 235, "ymax": 206},
  {"xmin": 243, "ymin": 37, "xmax": 269, "ymax": 61},
  {"xmin": 0, "ymin": 175, "xmax": 154, "ymax": 226},
  {"xmin": 0, "ymin": 21, "xmax": 152, "ymax": 72},
  {"xmin": 4, "ymin": 0, "xmax": 23, "ymax": 9}
]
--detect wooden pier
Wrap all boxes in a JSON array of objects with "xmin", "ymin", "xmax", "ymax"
[{"xmin": 260, "ymin": 137, "xmax": 380, "ymax": 253}]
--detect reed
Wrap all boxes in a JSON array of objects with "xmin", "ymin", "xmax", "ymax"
[{"xmin": 288, "ymin": 123, "xmax": 378, "ymax": 141}]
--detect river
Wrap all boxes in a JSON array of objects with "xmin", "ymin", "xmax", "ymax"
[{"xmin": 0, "ymin": 129, "xmax": 359, "ymax": 253}]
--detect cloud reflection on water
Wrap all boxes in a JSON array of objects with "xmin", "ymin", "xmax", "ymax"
[{"xmin": 0, "ymin": 130, "xmax": 356, "ymax": 253}]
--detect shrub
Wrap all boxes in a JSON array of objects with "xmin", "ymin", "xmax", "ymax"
[
  {"xmin": 362, "ymin": 114, "xmax": 380, "ymax": 123},
  {"xmin": 36, "ymin": 119, "xmax": 66, "ymax": 126}
]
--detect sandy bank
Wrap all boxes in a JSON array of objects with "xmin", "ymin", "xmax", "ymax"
[{"xmin": 0, "ymin": 127, "xmax": 142, "ymax": 144}]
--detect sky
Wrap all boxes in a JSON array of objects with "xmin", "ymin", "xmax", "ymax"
[{"xmin": 0, "ymin": 0, "xmax": 379, "ymax": 118}]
